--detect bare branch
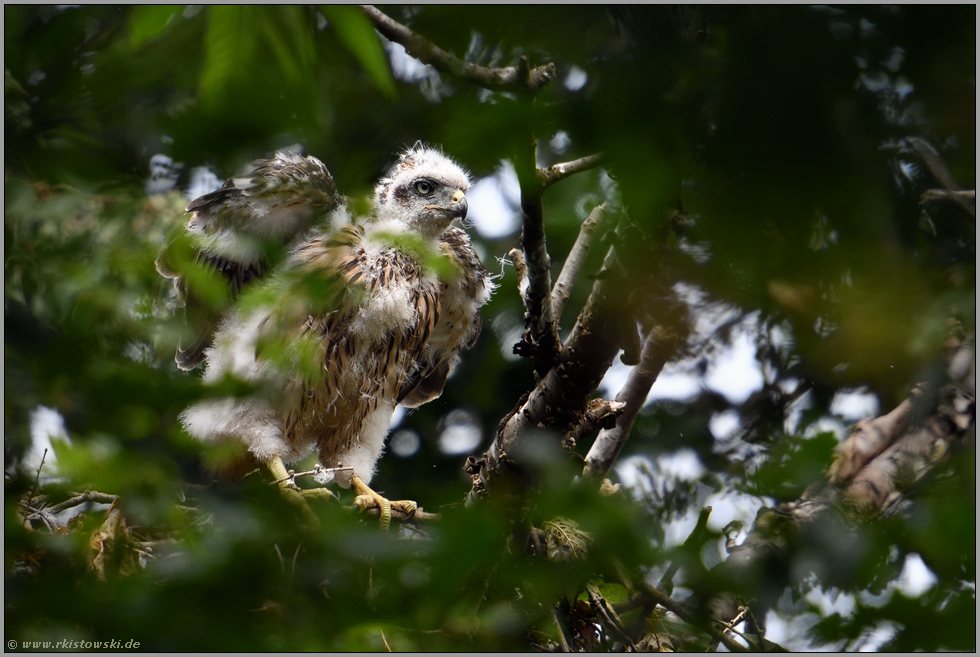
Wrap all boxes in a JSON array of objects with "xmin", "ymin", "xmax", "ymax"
[
  {"xmin": 911, "ymin": 137, "xmax": 975, "ymax": 218},
  {"xmin": 826, "ymin": 388, "xmax": 919, "ymax": 486},
  {"xmin": 469, "ymin": 239, "xmax": 631, "ymax": 503},
  {"xmin": 552, "ymin": 204, "xmax": 608, "ymax": 323},
  {"xmin": 921, "ymin": 188, "xmax": 976, "ymax": 203},
  {"xmin": 537, "ymin": 154, "xmax": 605, "ymax": 190},
  {"xmin": 638, "ymin": 583, "xmax": 753, "ymax": 653},
  {"xmin": 359, "ymin": 5, "xmax": 557, "ymax": 93},
  {"xmin": 271, "ymin": 464, "xmax": 352, "ymax": 491},
  {"xmin": 551, "ymin": 608, "xmax": 572, "ymax": 652},
  {"xmin": 351, "ymin": 499, "xmax": 440, "ymax": 523},
  {"xmin": 582, "ymin": 325, "xmax": 682, "ymax": 480},
  {"xmin": 564, "ymin": 398, "xmax": 626, "ymax": 450},
  {"xmin": 514, "ymin": 141, "xmax": 562, "ymax": 376},
  {"xmin": 48, "ymin": 490, "xmax": 119, "ymax": 514},
  {"xmin": 587, "ymin": 582, "xmax": 638, "ymax": 650},
  {"xmin": 26, "ymin": 448, "xmax": 47, "ymax": 508},
  {"xmin": 714, "ymin": 363, "xmax": 975, "ymax": 624}
]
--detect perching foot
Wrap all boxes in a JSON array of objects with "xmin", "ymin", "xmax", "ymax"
[{"xmin": 350, "ymin": 475, "xmax": 417, "ymax": 532}]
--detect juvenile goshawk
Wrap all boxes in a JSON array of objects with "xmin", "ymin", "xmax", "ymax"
[{"xmin": 162, "ymin": 144, "xmax": 494, "ymax": 528}]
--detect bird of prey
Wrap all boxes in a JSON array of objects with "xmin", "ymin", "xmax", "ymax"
[{"xmin": 164, "ymin": 144, "xmax": 494, "ymax": 529}]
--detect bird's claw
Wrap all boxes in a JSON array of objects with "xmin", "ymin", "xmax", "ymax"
[{"xmin": 350, "ymin": 475, "xmax": 417, "ymax": 532}]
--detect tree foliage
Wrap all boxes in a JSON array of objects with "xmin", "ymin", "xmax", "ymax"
[{"xmin": 5, "ymin": 5, "xmax": 974, "ymax": 651}]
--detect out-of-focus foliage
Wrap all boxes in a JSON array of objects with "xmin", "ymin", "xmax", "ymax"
[{"xmin": 5, "ymin": 5, "xmax": 974, "ymax": 651}]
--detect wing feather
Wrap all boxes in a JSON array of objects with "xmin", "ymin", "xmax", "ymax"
[
  {"xmin": 158, "ymin": 151, "xmax": 342, "ymax": 370},
  {"xmin": 396, "ymin": 225, "xmax": 490, "ymax": 407}
]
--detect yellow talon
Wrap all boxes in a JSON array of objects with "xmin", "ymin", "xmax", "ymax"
[
  {"xmin": 352, "ymin": 475, "xmax": 392, "ymax": 531},
  {"xmin": 351, "ymin": 475, "xmax": 418, "ymax": 532}
]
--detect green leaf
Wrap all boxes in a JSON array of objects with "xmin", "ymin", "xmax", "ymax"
[
  {"xmin": 259, "ymin": 6, "xmax": 316, "ymax": 87},
  {"xmin": 129, "ymin": 5, "xmax": 183, "ymax": 48},
  {"xmin": 320, "ymin": 5, "xmax": 397, "ymax": 100},
  {"xmin": 199, "ymin": 6, "xmax": 260, "ymax": 107},
  {"xmin": 576, "ymin": 579, "xmax": 630, "ymax": 605}
]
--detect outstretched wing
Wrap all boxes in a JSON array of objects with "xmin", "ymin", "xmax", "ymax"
[{"xmin": 156, "ymin": 151, "xmax": 342, "ymax": 370}]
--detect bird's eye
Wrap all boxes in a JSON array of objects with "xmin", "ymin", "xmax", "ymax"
[{"xmin": 414, "ymin": 180, "xmax": 434, "ymax": 195}]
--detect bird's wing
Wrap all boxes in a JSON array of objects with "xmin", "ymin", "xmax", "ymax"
[
  {"xmin": 397, "ymin": 226, "xmax": 489, "ymax": 408},
  {"xmin": 185, "ymin": 151, "xmax": 340, "ymax": 240},
  {"xmin": 397, "ymin": 360, "xmax": 452, "ymax": 409},
  {"xmin": 158, "ymin": 151, "xmax": 342, "ymax": 370}
]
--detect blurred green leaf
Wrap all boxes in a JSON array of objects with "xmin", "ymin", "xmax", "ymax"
[
  {"xmin": 320, "ymin": 5, "xmax": 397, "ymax": 100},
  {"xmin": 3, "ymin": 4, "xmax": 974, "ymax": 652},
  {"xmin": 129, "ymin": 5, "xmax": 182, "ymax": 48},
  {"xmin": 199, "ymin": 6, "xmax": 260, "ymax": 107}
]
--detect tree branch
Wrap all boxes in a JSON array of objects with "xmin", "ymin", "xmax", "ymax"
[
  {"xmin": 582, "ymin": 324, "xmax": 682, "ymax": 480},
  {"xmin": 564, "ymin": 398, "xmax": 626, "ymax": 450},
  {"xmin": 514, "ymin": 139, "xmax": 562, "ymax": 376},
  {"xmin": 713, "ymin": 350, "xmax": 975, "ymax": 623},
  {"xmin": 826, "ymin": 387, "xmax": 920, "ymax": 486},
  {"xmin": 551, "ymin": 203, "xmax": 607, "ymax": 324},
  {"xmin": 468, "ymin": 236, "xmax": 633, "ymax": 503},
  {"xmin": 637, "ymin": 583, "xmax": 753, "ymax": 653},
  {"xmin": 910, "ymin": 137, "xmax": 976, "ymax": 218},
  {"xmin": 48, "ymin": 491, "xmax": 119, "ymax": 514},
  {"xmin": 359, "ymin": 5, "xmax": 557, "ymax": 94},
  {"xmin": 537, "ymin": 154, "xmax": 605, "ymax": 190},
  {"xmin": 515, "ymin": 156, "xmax": 607, "ymax": 375}
]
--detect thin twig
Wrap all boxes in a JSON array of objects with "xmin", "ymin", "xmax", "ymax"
[
  {"xmin": 379, "ymin": 628, "xmax": 392, "ymax": 652},
  {"xmin": 47, "ymin": 490, "xmax": 119, "ymax": 514},
  {"xmin": 26, "ymin": 448, "xmax": 47, "ymax": 508},
  {"xmin": 638, "ymin": 583, "xmax": 751, "ymax": 653},
  {"xmin": 360, "ymin": 5, "xmax": 556, "ymax": 93},
  {"xmin": 552, "ymin": 203, "xmax": 608, "ymax": 323},
  {"xmin": 921, "ymin": 188, "xmax": 976, "ymax": 203},
  {"xmin": 537, "ymin": 154, "xmax": 605, "ymax": 189},
  {"xmin": 911, "ymin": 137, "xmax": 975, "ymax": 218},
  {"xmin": 722, "ymin": 607, "xmax": 749, "ymax": 638},
  {"xmin": 587, "ymin": 583, "xmax": 638, "ymax": 650},
  {"xmin": 270, "ymin": 464, "xmax": 353, "ymax": 486},
  {"xmin": 551, "ymin": 607, "xmax": 571, "ymax": 652}
]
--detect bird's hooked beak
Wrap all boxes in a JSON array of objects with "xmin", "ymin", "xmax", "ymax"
[{"xmin": 426, "ymin": 189, "xmax": 468, "ymax": 221}]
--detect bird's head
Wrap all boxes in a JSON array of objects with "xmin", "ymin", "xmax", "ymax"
[{"xmin": 374, "ymin": 143, "xmax": 470, "ymax": 238}]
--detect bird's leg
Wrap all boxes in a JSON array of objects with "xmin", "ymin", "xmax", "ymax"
[{"xmin": 350, "ymin": 475, "xmax": 418, "ymax": 532}]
